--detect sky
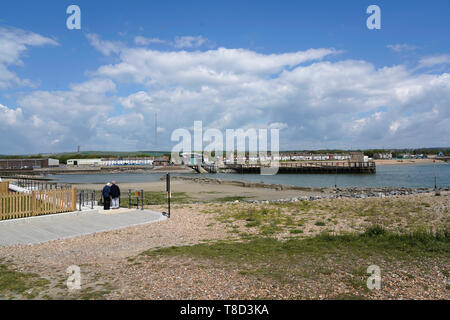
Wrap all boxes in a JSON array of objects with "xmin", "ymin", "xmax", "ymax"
[{"xmin": 0, "ymin": 0, "xmax": 449, "ymax": 154}]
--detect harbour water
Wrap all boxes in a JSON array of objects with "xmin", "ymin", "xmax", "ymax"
[{"xmin": 48, "ymin": 163, "xmax": 450, "ymax": 188}]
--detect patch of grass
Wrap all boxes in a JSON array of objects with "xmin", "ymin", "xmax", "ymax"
[
  {"xmin": 0, "ymin": 259, "xmax": 50, "ymax": 298},
  {"xmin": 290, "ymin": 229, "xmax": 304, "ymax": 234},
  {"xmin": 142, "ymin": 225, "xmax": 449, "ymax": 267},
  {"xmin": 120, "ymin": 191, "xmax": 191, "ymax": 207},
  {"xmin": 140, "ymin": 225, "xmax": 449, "ymax": 287},
  {"xmin": 215, "ymin": 206, "xmax": 290, "ymax": 235},
  {"xmin": 314, "ymin": 221, "xmax": 326, "ymax": 226}
]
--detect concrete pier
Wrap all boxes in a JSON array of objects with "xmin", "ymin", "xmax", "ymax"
[{"xmin": 226, "ymin": 161, "xmax": 376, "ymax": 174}]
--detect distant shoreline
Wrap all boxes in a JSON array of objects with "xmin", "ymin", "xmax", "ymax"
[{"xmin": 374, "ymin": 158, "xmax": 443, "ymax": 165}]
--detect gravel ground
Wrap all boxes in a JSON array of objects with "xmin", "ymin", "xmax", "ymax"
[{"xmin": 0, "ymin": 193, "xmax": 448, "ymax": 300}]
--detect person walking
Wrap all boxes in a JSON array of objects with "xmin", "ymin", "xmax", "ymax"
[
  {"xmin": 102, "ymin": 183, "xmax": 112, "ymax": 210},
  {"xmin": 110, "ymin": 181, "xmax": 121, "ymax": 209}
]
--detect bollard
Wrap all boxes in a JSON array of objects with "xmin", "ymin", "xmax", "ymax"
[
  {"xmin": 141, "ymin": 189, "xmax": 144, "ymax": 210},
  {"xmin": 166, "ymin": 173, "xmax": 171, "ymax": 218},
  {"xmin": 91, "ymin": 191, "xmax": 94, "ymax": 209},
  {"xmin": 128, "ymin": 189, "xmax": 131, "ymax": 209},
  {"xmin": 78, "ymin": 192, "xmax": 82, "ymax": 211}
]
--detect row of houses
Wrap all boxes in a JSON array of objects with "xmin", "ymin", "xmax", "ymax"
[
  {"xmin": 373, "ymin": 153, "xmax": 393, "ymax": 159},
  {"xmin": 67, "ymin": 158, "xmax": 154, "ymax": 166},
  {"xmin": 180, "ymin": 152, "xmax": 368, "ymax": 165},
  {"xmin": 66, "ymin": 157, "xmax": 170, "ymax": 167}
]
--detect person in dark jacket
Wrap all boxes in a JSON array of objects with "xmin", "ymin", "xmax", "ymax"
[
  {"xmin": 102, "ymin": 183, "xmax": 111, "ymax": 210},
  {"xmin": 110, "ymin": 181, "xmax": 121, "ymax": 209}
]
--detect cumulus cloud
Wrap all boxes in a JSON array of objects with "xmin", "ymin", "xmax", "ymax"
[
  {"xmin": 12, "ymin": 78, "xmax": 117, "ymax": 152},
  {"xmin": 86, "ymin": 33, "xmax": 124, "ymax": 56},
  {"xmin": 0, "ymin": 27, "xmax": 58, "ymax": 89},
  {"xmin": 0, "ymin": 103, "xmax": 23, "ymax": 125},
  {"xmin": 2, "ymin": 31, "xmax": 450, "ymax": 153},
  {"xmin": 94, "ymin": 45, "xmax": 339, "ymax": 86}
]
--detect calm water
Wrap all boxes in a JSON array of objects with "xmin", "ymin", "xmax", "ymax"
[{"xmin": 48, "ymin": 163, "xmax": 450, "ymax": 188}]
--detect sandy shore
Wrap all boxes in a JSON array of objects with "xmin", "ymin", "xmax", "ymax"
[
  {"xmin": 374, "ymin": 158, "xmax": 442, "ymax": 165},
  {"xmin": 75, "ymin": 179, "xmax": 331, "ymax": 202}
]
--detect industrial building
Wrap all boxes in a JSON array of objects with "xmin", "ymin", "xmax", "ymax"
[{"xmin": 0, "ymin": 158, "xmax": 59, "ymax": 169}]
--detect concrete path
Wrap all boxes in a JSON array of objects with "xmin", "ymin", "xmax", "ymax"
[{"xmin": 0, "ymin": 208, "xmax": 166, "ymax": 246}]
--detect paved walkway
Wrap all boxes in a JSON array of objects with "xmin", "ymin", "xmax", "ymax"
[{"xmin": 0, "ymin": 208, "xmax": 166, "ymax": 246}]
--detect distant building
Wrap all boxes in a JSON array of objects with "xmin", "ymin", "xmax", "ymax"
[
  {"xmin": 0, "ymin": 158, "xmax": 59, "ymax": 169},
  {"xmin": 349, "ymin": 152, "xmax": 365, "ymax": 161},
  {"xmin": 180, "ymin": 152, "xmax": 203, "ymax": 165},
  {"xmin": 101, "ymin": 158, "xmax": 154, "ymax": 166},
  {"xmin": 67, "ymin": 159, "xmax": 102, "ymax": 166},
  {"xmin": 373, "ymin": 153, "xmax": 392, "ymax": 159},
  {"xmin": 67, "ymin": 158, "xmax": 154, "ymax": 166},
  {"xmin": 153, "ymin": 157, "xmax": 170, "ymax": 166}
]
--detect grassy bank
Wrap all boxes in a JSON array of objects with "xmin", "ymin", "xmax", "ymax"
[
  {"xmin": 141, "ymin": 226, "xmax": 449, "ymax": 292},
  {"xmin": 143, "ymin": 226, "xmax": 449, "ymax": 261}
]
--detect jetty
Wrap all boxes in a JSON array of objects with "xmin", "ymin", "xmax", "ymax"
[{"xmin": 226, "ymin": 161, "xmax": 376, "ymax": 174}]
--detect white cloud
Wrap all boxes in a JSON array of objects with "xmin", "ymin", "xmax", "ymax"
[
  {"xmin": 0, "ymin": 103, "xmax": 23, "ymax": 125},
  {"xmin": 174, "ymin": 36, "xmax": 208, "ymax": 48},
  {"xmin": 418, "ymin": 54, "xmax": 450, "ymax": 69},
  {"xmin": 269, "ymin": 122, "xmax": 288, "ymax": 130},
  {"xmin": 387, "ymin": 44, "xmax": 418, "ymax": 52},
  {"xmin": 0, "ymin": 27, "xmax": 58, "ymax": 89},
  {"xmin": 94, "ymin": 45, "xmax": 339, "ymax": 87},
  {"xmin": 86, "ymin": 33, "xmax": 123, "ymax": 56},
  {"xmin": 70, "ymin": 78, "xmax": 117, "ymax": 93},
  {"xmin": 2, "ymin": 32, "xmax": 450, "ymax": 152},
  {"xmin": 134, "ymin": 36, "xmax": 166, "ymax": 46},
  {"xmin": 119, "ymin": 91, "xmax": 154, "ymax": 109}
]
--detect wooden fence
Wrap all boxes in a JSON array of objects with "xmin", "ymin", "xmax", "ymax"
[
  {"xmin": 0, "ymin": 188, "xmax": 77, "ymax": 220},
  {"xmin": 0, "ymin": 180, "xmax": 9, "ymax": 194}
]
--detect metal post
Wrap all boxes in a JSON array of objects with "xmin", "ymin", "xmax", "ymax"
[
  {"xmin": 128, "ymin": 189, "xmax": 131, "ymax": 209},
  {"xmin": 166, "ymin": 173, "xmax": 171, "ymax": 218},
  {"xmin": 78, "ymin": 192, "xmax": 82, "ymax": 211},
  {"xmin": 434, "ymin": 160, "xmax": 437, "ymax": 189},
  {"xmin": 91, "ymin": 191, "xmax": 94, "ymax": 209},
  {"xmin": 335, "ymin": 162, "xmax": 338, "ymax": 189},
  {"xmin": 141, "ymin": 189, "xmax": 144, "ymax": 210},
  {"xmin": 433, "ymin": 160, "xmax": 440, "ymax": 196}
]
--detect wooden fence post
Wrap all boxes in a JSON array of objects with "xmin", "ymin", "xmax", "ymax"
[
  {"xmin": 31, "ymin": 191, "xmax": 36, "ymax": 216},
  {"xmin": 72, "ymin": 188, "xmax": 77, "ymax": 212}
]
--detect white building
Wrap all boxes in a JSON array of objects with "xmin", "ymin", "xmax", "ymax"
[
  {"xmin": 101, "ymin": 159, "xmax": 153, "ymax": 166},
  {"xmin": 67, "ymin": 158, "xmax": 154, "ymax": 166},
  {"xmin": 67, "ymin": 159, "xmax": 102, "ymax": 166}
]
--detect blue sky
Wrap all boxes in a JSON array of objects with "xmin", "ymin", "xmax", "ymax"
[{"xmin": 0, "ymin": 0, "xmax": 449, "ymax": 154}]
